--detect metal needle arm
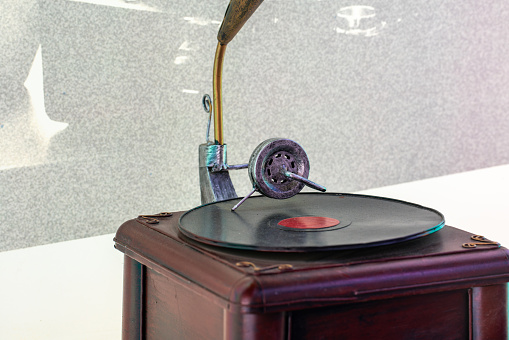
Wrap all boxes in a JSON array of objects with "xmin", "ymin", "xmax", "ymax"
[
  {"xmin": 231, "ymin": 188, "xmax": 257, "ymax": 211},
  {"xmin": 283, "ymin": 166, "xmax": 327, "ymax": 192}
]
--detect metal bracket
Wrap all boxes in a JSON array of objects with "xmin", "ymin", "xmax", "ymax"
[
  {"xmin": 137, "ymin": 212, "xmax": 173, "ymax": 224},
  {"xmin": 235, "ymin": 261, "xmax": 294, "ymax": 273},
  {"xmin": 199, "ymin": 143, "xmax": 238, "ymax": 205},
  {"xmin": 462, "ymin": 235, "xmax": 500, "ymax": 249}
]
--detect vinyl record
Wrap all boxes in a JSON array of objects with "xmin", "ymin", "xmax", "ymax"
[{"xmin": 178, "ymin": 193, "xmax": 445, "ymax": 252}]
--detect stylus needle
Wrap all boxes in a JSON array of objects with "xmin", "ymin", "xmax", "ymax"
[
  {"xmin": 231, "ymin": 188, "xmax": 257, "ymax": 211},
  {"xmin": 283, "ymin": 170, "xmax": 327, "ymax": 192}
]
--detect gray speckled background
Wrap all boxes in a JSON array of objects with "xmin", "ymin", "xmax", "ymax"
[{"xmin": 1, "ymin": 0, "xmax": 509, "ymax": 251}]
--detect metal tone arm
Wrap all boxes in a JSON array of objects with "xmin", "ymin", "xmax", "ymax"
[{"xmin": 213, "ymin": 0, "xmax": 265, "ymax": 145}]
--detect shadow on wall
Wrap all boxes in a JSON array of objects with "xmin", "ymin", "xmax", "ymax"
[
  {"xmin": 1, "ymin": 45, "xmax": 68, "ymax": 171},
  {"xmin": 0, "ymin": 1, "xmax": 67, "ymax": 171}
]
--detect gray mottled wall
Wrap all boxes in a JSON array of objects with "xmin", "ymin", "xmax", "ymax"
[{"xmin": 1, "ymin": 0, "xmax": 509, "ymax": 251}]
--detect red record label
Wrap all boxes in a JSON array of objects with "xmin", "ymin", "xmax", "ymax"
[{"xmin": 278, "ymin": 216, "xmax": 340, "ymax": 230}]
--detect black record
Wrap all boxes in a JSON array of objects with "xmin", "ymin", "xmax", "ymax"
[{"xmin": 178, "ymin": 193, "xmax": 445, "ymax": 252}]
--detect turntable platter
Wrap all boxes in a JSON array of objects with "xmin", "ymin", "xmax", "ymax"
[{"xmin": 178, "ymin": 193, "xmax": 445, "ymax": 252}]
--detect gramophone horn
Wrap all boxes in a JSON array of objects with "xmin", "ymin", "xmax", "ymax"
[{"xmin": 218, "ymin": 0, "xmax": 265, "ymax": 45}]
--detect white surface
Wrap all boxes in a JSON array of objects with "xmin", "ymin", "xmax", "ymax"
[
  {"xmin": 1, "ymin": 164, "xmax": 508, "ymax": 339},
  {"xmin": 0, "ymin": 234, "xmax": 123, "ymax": 340}
]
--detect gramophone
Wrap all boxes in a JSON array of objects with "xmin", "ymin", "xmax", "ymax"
[
  {"xmin": 115, "ymin": 1, "xmax": 509, "ymax": 338},
  {"xmin": 180, "ymin": 0, "xmax": 444, "ymax": 252}
]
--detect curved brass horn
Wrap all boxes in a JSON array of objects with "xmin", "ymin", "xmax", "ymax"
[
  {"xmin": 218, "ymin": 0, "xmax": 265, "ymax": 45},
  {"xmin": 213, "ymin": 0, "xmax": 265, "ymax": 144}
]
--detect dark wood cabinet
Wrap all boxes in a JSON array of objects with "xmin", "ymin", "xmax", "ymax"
[{"xmin": 115, "ymin": 211, "xmax": 509, "ymax": 339}]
